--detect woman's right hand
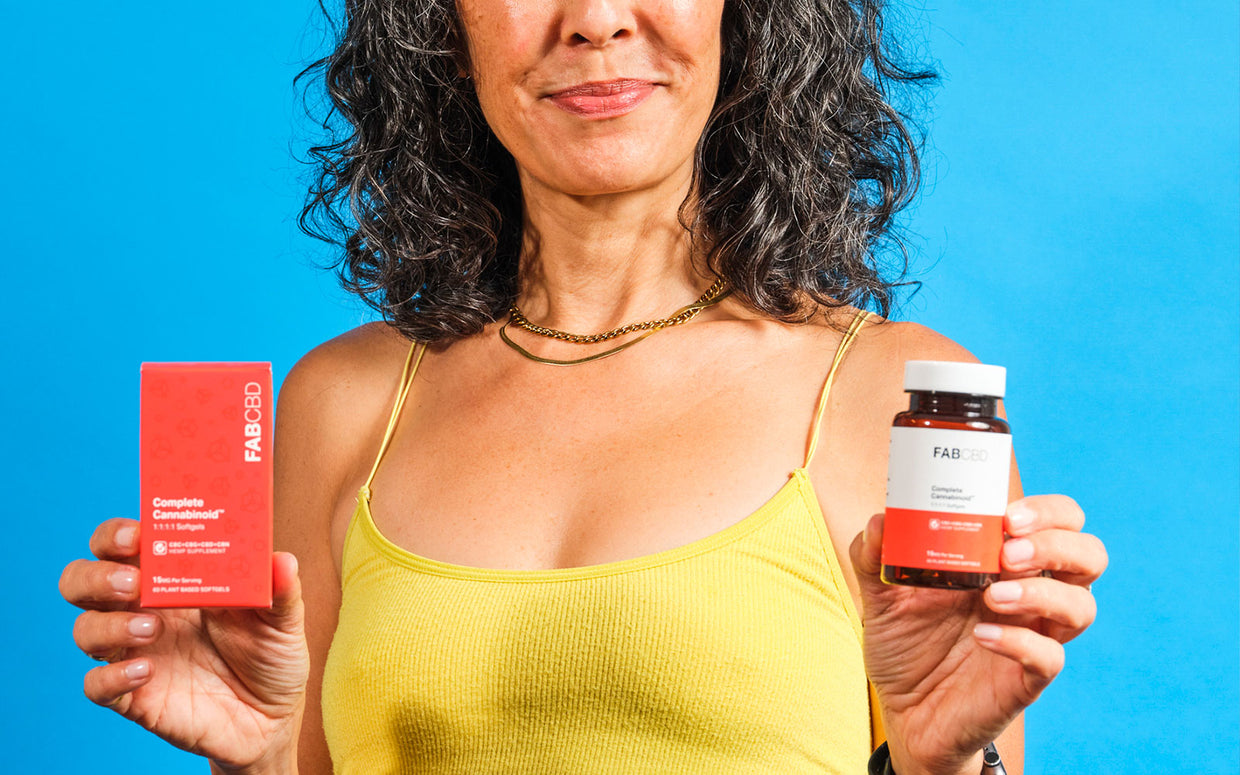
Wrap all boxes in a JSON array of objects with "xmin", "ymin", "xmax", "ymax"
[{"xmin": 60, "ymin": 518, "xmax": 310, "ymax": 774}]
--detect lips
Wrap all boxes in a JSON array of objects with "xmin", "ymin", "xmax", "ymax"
[{"xmin": 546, "ymin": 79, "xmax": 657, "ymax": 119}]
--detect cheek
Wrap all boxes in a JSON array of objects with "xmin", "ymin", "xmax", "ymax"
[
  {"xmin": 659, "ymin": 2, "xmax": 724, "ymax": 93},
  {"xmin": 461, "ymin": 2, "xmax": 541, "ymax": 82},
  {"xmin": 462, "ymin": 17, "xmax": 542, "ymax": 134}
]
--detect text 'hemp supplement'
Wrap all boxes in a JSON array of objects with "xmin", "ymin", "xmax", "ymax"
[{"xmin": 882, "ymin": 361, "xmax": 1011, "ymax": 590}]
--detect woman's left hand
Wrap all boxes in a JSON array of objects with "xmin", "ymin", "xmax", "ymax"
[{"xmin": 850, "ymin": 494, "xmax": 1107, "ymax": 775}]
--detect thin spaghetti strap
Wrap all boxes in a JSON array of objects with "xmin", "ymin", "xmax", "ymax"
[
  {"xmin": 361, "ymin": 341, "xmax": 427, "ymax": 496},
  {"xmin": 803, "ymin": 311, "xmax": 873, "ymax": 468}
]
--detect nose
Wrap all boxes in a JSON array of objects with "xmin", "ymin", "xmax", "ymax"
[{"xmin": 560, "ymin": 0, "xmax": 636, "ymax": 48}]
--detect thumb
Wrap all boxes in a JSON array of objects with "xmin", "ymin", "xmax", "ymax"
[
  {"xmin": 849, "ymin": 513, "xmax": 885, "ymax": 583},
  {"xmin": 264, "ymin": 551, "xmax": 304, "ymax": 631}
]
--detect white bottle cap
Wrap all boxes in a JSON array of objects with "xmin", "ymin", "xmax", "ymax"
[{"xmin": 903, "ymin": 360, "xmax": 1006, "ymax": 398}]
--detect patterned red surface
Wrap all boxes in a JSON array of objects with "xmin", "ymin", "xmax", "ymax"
[{"xmin": 140, "ymin": 363, "xmax": 272, "ymax": 608}]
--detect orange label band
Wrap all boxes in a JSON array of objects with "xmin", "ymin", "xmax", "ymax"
[{"xmin": 881, "ymin": 507, "xmax": 1002, "ymax": 574}]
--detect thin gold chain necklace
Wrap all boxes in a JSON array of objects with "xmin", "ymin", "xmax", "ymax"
[{"xmin": 499, "ymin": 278, "xmax": 731, "ymax": 366}]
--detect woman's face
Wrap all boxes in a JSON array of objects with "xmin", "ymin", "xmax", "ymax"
[{"xmin": 457, "ymin": 0, "xmax": 725, "ymax": 198}]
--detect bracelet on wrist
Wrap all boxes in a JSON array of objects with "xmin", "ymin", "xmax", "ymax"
[
  {"xmin": 867, "ymin": 741, "xmax": 1007, "ymax": 775},
  {"xmin": 866, "ymin": 743, "xmax": 896, "ymax": 775}
]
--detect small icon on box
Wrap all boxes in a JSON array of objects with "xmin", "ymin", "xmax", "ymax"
[{"xmin": 153, "ymin": 541, "xmax": 168, "ymax": 556}]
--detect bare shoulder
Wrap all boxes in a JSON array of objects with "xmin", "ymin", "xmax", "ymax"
[
  {"xmin": 855, "ymin": 317, "xmax": 978, "ymax": 373},
  {"xmin": 278, "ymin": 321, "xmax": 412, "ymax": 431},
  {"xmin": 840, "ymin": 317, "xmax": 979, "ymax": 411},
  {"xmin": 274, "ymin": 320, "xmax": 414, "ymax": 551}
]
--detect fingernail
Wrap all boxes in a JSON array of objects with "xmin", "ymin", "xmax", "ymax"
[
  {"xmin": 1004, "ymin": 538, "xmax": 1035, "ymax": 564},
  {"xmin": 115, "ymin": 526, "xmax": 137, "ymax": 550},
  {"xmin": 989, "ymin": 581, "xmax": 1022, "ymax": 603},
  {"xmin": 128, "ymin": 616, "xmax": 156, "ymax": 638},
  {"xmin": 124, "ymin": 661, "xmax": 150, "ymax": 680},
  {"xmin": 974, "ymin": 623, "xmax": 1002, "ymax": 642},
  {"xmin": 1007, "ymin": 506, "xmax": 1033, "ymax": 532},
  {"xmin": 110, "ymin": 570, "xmax": 138, "ymax": 594}
]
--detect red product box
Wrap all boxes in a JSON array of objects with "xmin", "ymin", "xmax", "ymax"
[{"xmin": 140, "ymin": 363, "xmax": 273, "ymax": 608}]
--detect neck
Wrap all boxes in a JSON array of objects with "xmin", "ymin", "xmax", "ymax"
[{"xmin": 514, "ymin": 164, "xmax": 715, "ymax": 333}]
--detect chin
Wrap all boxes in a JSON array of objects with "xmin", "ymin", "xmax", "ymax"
[
  {"xmin": 527, "ymin": 140, "xmax": 695, "ymax": 200},
  {"xmin": 553, "ymin": 172, "xmax": 669, "ymax": 198}
]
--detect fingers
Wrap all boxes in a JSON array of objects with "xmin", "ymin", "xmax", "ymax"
[
  {"xmin": 83, "ymin": 658, "xmax": 152, "ymax": 714},
  {"xmin": 89, "ymin": 518, "xmax": 141, "ymax": 562},
  {"xmin": 73, "ymin": 610, "xmax": 162, "ymax": 660},
  {"xmin": 60, "ymin": 559, "xmax": 141, "ymax": 612},
  {"xmin": 972, "ymin": 622, "xmax": 1064, "ymax": 698},
  {"xmin": 983, "ymin": 577, "xmax": 1097, "ymax": 642},
  {"xmin": 1005, "ymin": 495, "xmax": 1084, "ymax": 536},
  {"xmin": 73, "ymin": 519, "xmax": 151, "ymax": 714},
  {"xmin": 1004, "ymin": 495, "xmax": 1107, "ymax": 586},
  {"xmin": 61, "ymin": 519, "xmax": 143, "ymax": 611},
  {"xmin": 1001, "ymin": 530, "xmax": 1108, "ymax": 585},
  {"xmin": 991, "ymin": 494, "xmax": 1104, "ymax": 648}
]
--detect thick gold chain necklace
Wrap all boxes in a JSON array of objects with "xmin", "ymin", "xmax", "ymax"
[{"xmin": 500, "ymin": 278, "xmax": 731, "ymax": 366}]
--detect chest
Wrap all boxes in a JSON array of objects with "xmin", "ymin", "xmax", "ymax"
[{"xmin": 355, "ymin": 335, "xmax": 827, "ymax": 573}]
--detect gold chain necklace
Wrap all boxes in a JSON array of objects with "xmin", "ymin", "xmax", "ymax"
[{"xmin": 500, "ymin": 278, "xmax": 731, "ymax": 366}]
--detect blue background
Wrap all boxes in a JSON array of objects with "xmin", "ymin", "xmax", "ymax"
[{"xmin": 5, "ymin": 2, "xmax": 1236, "ymax": 772}]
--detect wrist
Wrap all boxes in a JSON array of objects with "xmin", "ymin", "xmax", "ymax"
[
  {"xmin": 208, "ymin": 730, "xmax": 299, "ymax": 775},
  {"xmin": 209, "ymin": 753, "xmax": 297, "ymax": 775},
  {"xmin": 891, "ymin": 749, "xmax": 982, "ymax": 775},
  {"xmin": 871, "ymin": 741, "xmax": 994, "ymax": 775},
  {"xmin": 209, "ymin": 701, "xmax": 303, "ymax": 775}
]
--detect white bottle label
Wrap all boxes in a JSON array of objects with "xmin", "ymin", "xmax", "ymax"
[{"xmin": 883, "ymin": 426, "xmax": 1012, "ymax": 573}]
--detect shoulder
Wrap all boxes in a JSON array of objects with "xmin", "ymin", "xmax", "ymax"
[
  {"xmin": 275, "ymin": 322, "xmax": 416, "ymax": 488},
  {"xmin": 852, "ymin": 316, "xmax": 979, "ymax": 376},
  {"xmin": 805, "ymin": 311, "xmax": 983, "ymax": 466},
  {"xmin": 278, "ymin": 322, "xmax": 413, "ymax": 432},
  {"xmin": 811, "ymin": 309, "xmax": 979, "ymax": 385},
  {"xmin": 834, "ymin": 315, "xmax": 978, "ymax": 420}
]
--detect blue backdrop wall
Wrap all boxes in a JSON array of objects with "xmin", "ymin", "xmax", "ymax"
[{"xmin": 5, "ymin": 2, "xmax": 1236, "ymax": 772}]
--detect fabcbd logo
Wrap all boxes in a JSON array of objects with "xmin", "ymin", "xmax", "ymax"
[
  {"xmin": 243, "ymin": 382, "xmax": 263, "ymax": 462},
  {"xmin": 932, "ymin": 446, "xmax": 989, "ymax": 462}
]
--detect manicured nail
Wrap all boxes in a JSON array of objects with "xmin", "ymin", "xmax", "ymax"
[
  {"xmin": 1007, "ymin": 506, "xmax": 1034, "ymax": 532},
  {"xmin": 110, "ymin": 570, "xmax": 138, "ymax": 594},
  {"xmin": 974, "ymin": 623, "xmax": 1002, "ymax": 642},
  {"xmin": 124, "ymin": 661, "xmax": 150, "ymax": 680},
  {"xmin": 115, "ymin": 526, "xmax": 137, "ymax": 550},
  {"xmin": 1004, "ymin": 538, "xmax": 1034, "ymax": 564},
  {"xmin": 989, "ymin": 581, "xmax": 1022, "ymax": 603},
  {"xmin": 127, "ymin": 616, "xmax": 156, "ymax": 638}
]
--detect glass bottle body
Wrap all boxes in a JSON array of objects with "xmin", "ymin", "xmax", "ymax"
[{"xmin": 881, "ymin": 392, "xmax": 1010, "ymax": 590}]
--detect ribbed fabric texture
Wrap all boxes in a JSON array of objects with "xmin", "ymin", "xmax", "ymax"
[
  {"xmin": 322, "ymin": 470, "xmax": 870, "ymax": 774},
  {"xmin": 321, "ymin": 312, "xmax": 875, "ymax": 773}
]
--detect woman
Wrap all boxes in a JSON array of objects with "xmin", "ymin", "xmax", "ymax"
[{"xmin": 60, "ymin": 1, "xmax": 1107, "ymax": 773}]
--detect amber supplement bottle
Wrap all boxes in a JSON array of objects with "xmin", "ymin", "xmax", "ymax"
[{"xmin": 881, "ymin": 361, "xmax": 1011, "ymax": 590}]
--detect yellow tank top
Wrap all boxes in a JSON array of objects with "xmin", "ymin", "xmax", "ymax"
[{"xmin": 322, "ymin": 313, "xmax": 877, "ymax": 774}]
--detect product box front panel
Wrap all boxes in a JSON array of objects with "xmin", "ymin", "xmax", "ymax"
[{"xmin": 140, "ymin": 362, "xmax": 273, "ymax": 608}]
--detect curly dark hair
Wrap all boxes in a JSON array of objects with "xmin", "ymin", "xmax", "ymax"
[{"xmin": 299, "ymin": 0, "xmax": 934, "ymax": 342}]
